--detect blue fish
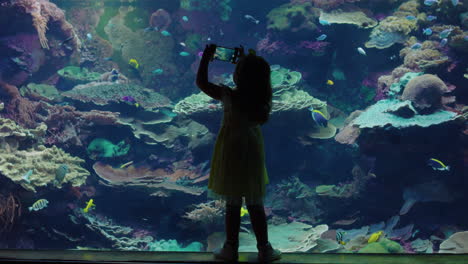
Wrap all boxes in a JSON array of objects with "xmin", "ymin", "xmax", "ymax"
[
  {"xmin": 451, "ymin": 0, "xmax": 459, "ymax": 6},
  {"xmin": 179, "ymin": 51, "xmax": 190, "ymax": 56},
  {"xmin": 182, "ymin": 16, "xmax": 189, "ymax": 22},
  {"xmin": 316, "ymin": 34, "xmax": 327, "ymax": 41},
  {"xmin": 22, "ymin": 169, "xmax": 33, "ymax": 183},
  {"xmin": 103, "ymin": 57, "xmax": 113, "ymax": 61},
  {"xmin": 439, "ymin": 28, "xmax": 452, "ymax": 39},
  {"xmin": 161, "ymin": 30, "xmax": 171, "ymax": 36},
  {"xmin": 319, "ymin": 19, "xmax": 330, "ymax": 26},
  {"xmin": 427, "ymin": 158, "xmax": 450, "ymax": 171},
  {"xmin": 406, "ymin": 15, "xmax": 416, "ymax": 20},
  {"xmin": 309, "ymin": 108, "xmax": 328, "ymax": 127},
  {"xmin": 152, "ymin": 68, "xmax": 163, "ymax": 74},
  {"xmin": 410, "ymin": 43, "xmax": 422, "ymax": 49},
  {"xmin": 426, "ymin": 15, "xmax": 437, "ymax": 21},
  {"xmin": 439, "ymin": 38, "xmax": 448, "ymax": 47},
  {"xmin": 422, "ymin": 28, "xmax": 432, "ymax": 36},
  {"xmin": 424, "ymin": 0, "xmax": 438, "ymax": 6}
]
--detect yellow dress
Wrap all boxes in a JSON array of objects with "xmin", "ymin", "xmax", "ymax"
[{"xmin": 208, "ymin": 87, "xmax": 269, "ymax": 200}]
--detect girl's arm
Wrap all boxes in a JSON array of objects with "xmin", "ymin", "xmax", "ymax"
[{"xmin": 196, "ymin": 44, "xmax": 224, "ymax": 101}]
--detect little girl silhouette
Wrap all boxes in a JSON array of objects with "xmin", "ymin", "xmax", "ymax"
[{"xmin": 196, "ymin": 44, "xmax": 282, "ymax": 262}]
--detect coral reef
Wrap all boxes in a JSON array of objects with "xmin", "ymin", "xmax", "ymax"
[
  {"xmin": 149, "ymin": 9, "xmax": 172, "ymax": 31},
  {"xmin": 0, "ymin": 143, "xmax": 90, "ymax": 192},
  {"xmin": 270, "ymin": 176, "xmax": 322, "ymax": 223},
  {"xmin": 93, "ymin": 161, "xmax": 207, "ymax": 197},
  {"xmin": 72, "ymin": 209, "xmax": 154, "ymax": 250},
  {"xmin": 57, "ymin": 66, "xmax": 102, "ymax": 90},
  {"xmin": 439, "ymin": 231, "xmax": 468, "ymax": 253},
  {"xmin": 266, "ymin": 2, "xmax": 320, "ymax": 34},
  {"xmin": 19, "ymin": 83, "xmax": 62, "ymax": 103},
  {"xmin": 238, "ymin": 222, "xmax": 328, "ymax": 252},
  {"xmin": 180, "ymin": 0, "xmax": 232, "ymax": 21},
  {"xmin": 365, "ymin": 0, "xmax": 421, "ymax": 49},
  {"xmin": 0, "ymin": 193, "xmax": 22, "ymax": 233},
  {"xmin": 358, "ymin": 238, "xmax": 405, "ymax": 253},
  {"xmin": 86, "ymin": 138, "xmax": 130, "ymax": 159},
  {"xmin": 401, "ymin": 74, "xmax": 448, "ymax": 114},
  {"xmin": 4, "ymin": 0, "xmax": 80, "ymax": 50},
  {"xmin": 319, "ymin": 9, "xmax": 377, "ymax": 29},
  {"xmin": 183, "ymin": 200, "xmax": 224, "ymax": 225},
  {"xmin": 62, "ymin": 82, "xmax": 172, "ymax": 109}
]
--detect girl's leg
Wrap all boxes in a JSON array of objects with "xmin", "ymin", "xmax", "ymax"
[
  {"xmin": 246, "ymin": 196, "xmax": 282, "ymax": 261},
  {"xmin": 213, "ymin": 196, "xmax": 242, "ymax": 261},
  {"xmin": 225, "ymin": 196, "xmax": 242, "ymax": 246}
]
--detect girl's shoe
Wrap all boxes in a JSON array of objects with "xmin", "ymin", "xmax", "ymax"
[
  {"xmin": 258, "ymin": 242, "xmax": 282, "ymax": 262},
  {"xmin": 213, "ymin": 241, "xmax": 239, "ymax": 262}
]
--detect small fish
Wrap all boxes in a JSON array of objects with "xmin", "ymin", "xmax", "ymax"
[
  {"xmin": 179, "ymin": 51, "xmax": 190, "ymax": 56},
  {"xmin": 316, "ymin": 34, "xmax": 327, "ymax": 41},
  {"xmin": 427, "ymin": 158, "xmax": 450, "ymax": 171},
  {"xmin": 29, "ymin": 199, "xmax": 49, "ymax": 212},
  {"xmin": 357, "ymin": 47, "xmax": 367, "ymax": 55},
  {"xmin": 368, "ymin": 231, "xmax": 383, "ymax": 243},
  {"xmin": 22, "ymin": 169, "xmax": 33, "ymax": 183},
  {"xmin": 326, "ymin": 80, "xmax": 334, "ymax": 85},
  {"xmin": 161, "ymin": 30, "xmax": 171, "ymax": 36},
  {"xmin": 240, "ymin": 207, "xmax": 249, "ymax": 217},
  {"xmin": 336, "ymin": 231, "xmax": 346, "ymax": 245},
  {"xmin": 182, "ymin": 16, "xmax": 189, "ymax": 22},
  {"xmin": 389, "ymin": 55, "xmax": 397, "ymax": 60},
  {"xmin": 319, "ymin": 19, "xmax": 330, "ymax": 26},
  {"xmin": 309, "ymin": 107, "xmax": 328, "ymax": 127},
  {"xmin": 152, "ymin": 68, "xmax": 163, "ymax": 74},
  {"xmin": 244, "ymin": 14, "xmax": 259, "ymax": 24},
  {"xmin": 219, "ymin": 29, "xmax": 224, "ymax": 36},
  {"xmin": 83, "ymin": 199, "xmax": 96, "ymax": 213},
  {"xmin": 86, "ymin": 33, "xmax": 93, "ymax": 41},
  {"xmin": 128, "ymin": 59, "xmax": 139, "ymax": 69},
  {"xmin": 439, "ymin": 28, "xmax": 452, "ymax": 39},
  {"xmin": 103, "ymin": 57, "xmax": 113, "ymax": 61},
  {"xmin": 120, "ymin": 161, "xmax": 134, "ymax": 169},
  {"xmin": 451, "ymin": 0, "xmax": 459, "ymax": 6},
  {"xmin": 198, "ymin": 51, "xmax": 204, "ymax": 57},
  {"xmin": 426, "ymin": 15, "xmax": 437, "ymax": 21},
  {"xmin": 54, "ymin": 164, "xmax": 69, "ymax": 185},
  {"xmin": 424, "ymin": 0, "xmax": 439, "ymax": 6},
  {"xmin": 179, "ymin": 42, "xmax": 186, "ymax": 47},
  {"xmin": 410, "ymin": 42, "xmax": 422, "ymax": 49},
  {"xmin": 422, "ymin": 28, "xmax": 432, "ymax": 36},
  {"xmin": 406, "ymin": 15, "xmax": 416, "ymax": 20}
]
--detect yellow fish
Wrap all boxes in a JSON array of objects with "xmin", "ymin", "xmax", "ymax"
[
  {"xmin": 29, "ymin": 199, "xmax": 49, "ymax": 212},
  {"xmin": 129, "ymin": 59, "xmax": 139, "ymax": 69},
  {"xmin": 240, "ymin": 207, "xmax": 249, "ymax": 217},
  {"xmin": 368, "ymin": 231, "xmax": 383, "ymax": 243},
  {"xmin": 120, "ymin": 161, "xmax": 134, "ymax": 169},
  {"xmin": 135, "ymin": 103, "xmax": 140, "ymax": 108},
  {"xmin": 83, "ymin": 199, "xmax": 96, "ymax": 213},
  {"xmin": 326, "ymin": 79, "xmax": 334, "ymax": 85}
]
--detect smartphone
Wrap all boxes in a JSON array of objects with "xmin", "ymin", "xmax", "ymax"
[{"xmin": 213, "ymin": 46, "xmax": 240, "ymax": 64}]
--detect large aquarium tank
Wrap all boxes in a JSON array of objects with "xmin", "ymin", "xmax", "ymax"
[{"xmin": 0, "ymin": 0, "xmax": 467, "ymax": 260}]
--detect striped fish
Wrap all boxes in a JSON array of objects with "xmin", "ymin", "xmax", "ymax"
[
  {"xmin": 29, "ymin": 199, "xmax": 49, "ymax": 212},
  {"xmin": 336, "ymin": 231, "xmax": 346, "ymax": 245}
]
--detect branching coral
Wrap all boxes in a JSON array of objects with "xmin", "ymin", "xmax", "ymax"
[{"xmin": 183, "ymin": 200, "xmax": 224, "ymax": 225}]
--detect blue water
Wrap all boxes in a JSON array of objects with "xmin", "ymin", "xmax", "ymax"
[{"xmin": 0, "ymin": 0, "xmax": 466, "ymax": 256}]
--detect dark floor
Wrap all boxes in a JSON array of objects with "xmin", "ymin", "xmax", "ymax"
[{"xmin": 1, "ymin": 250, "xmax": 468, "ymax": 264}]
